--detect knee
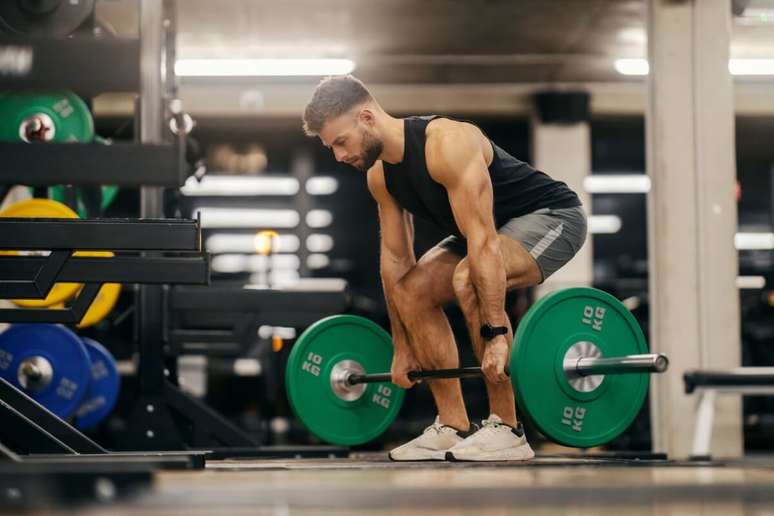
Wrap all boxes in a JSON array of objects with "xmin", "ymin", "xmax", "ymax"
[
  {"xmin": 394, "ymin": 272, "xmax": 435, "ymax": 316},
  {"xmin": 452, "ymin": 260, "xmax": 476, "ymax": 308}
]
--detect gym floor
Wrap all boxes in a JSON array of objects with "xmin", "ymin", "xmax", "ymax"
[{"xmin": 30, "ymin": 454, "xmax": 774, "ymax": 515}]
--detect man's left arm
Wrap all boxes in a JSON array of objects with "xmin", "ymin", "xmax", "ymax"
[{"xmin": 426, "ymin": 126, "xmax": 510, "ymax": 382}]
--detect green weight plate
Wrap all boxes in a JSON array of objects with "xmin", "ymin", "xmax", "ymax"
[
  {"xmin": 0, "ymin": 91, "xmax": 94, "ymax": 143},
  {"xmin": 48, "ymin": 185, "xmax": 120, "ymax": 218},
  {"xmin": 511, "ymin": 287, "xmax": 649, "ymax": 448},
  {"xmin": 286, "ymin": 315, "xmax": 404, "ymax": 446}
]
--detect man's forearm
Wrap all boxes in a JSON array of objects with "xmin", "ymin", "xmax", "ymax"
[
  {"xmin": 380, "ymin": 250, "xmax": 415, "ymax": 351},
  {"xmin": 468, "ymin": 239, "xmax": 508, "ymax": 328}
]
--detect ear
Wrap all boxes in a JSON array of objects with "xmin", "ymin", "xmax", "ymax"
[{"xmin": 358, "ymin": 108, "xmax": 375, "ymax": 127}]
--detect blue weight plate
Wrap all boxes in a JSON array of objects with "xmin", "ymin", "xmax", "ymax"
[
  {"xmin": 73, "ymin": 338, "xmax": 120, "ymax": 430},
  {"xmin": 0, "ymin": 324, "xmax": 90, "ymax": 418}
]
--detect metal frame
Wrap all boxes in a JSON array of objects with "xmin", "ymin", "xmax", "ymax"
[
  {"xmin": 0, "ymin": 142, "xmax": 184, "ymax": 187},
  {"xmin": 0, "ymin": 256, "xmax": 208, "ymax": 285},
  {"xmin": 684, "ymin": 368, "xmax": 774, "ymax": 458},
  {"xmin": 0, "ymin": 218, "xmax": 201, "ymax": 251},
  {"xmin": 0, "ymin": 36, "xmax": 139, "ymax": 95}
]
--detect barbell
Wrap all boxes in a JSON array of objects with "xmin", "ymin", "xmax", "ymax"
[{"xmin": 286, "ymin": 287, "xmax": 668, "ymax": 448}]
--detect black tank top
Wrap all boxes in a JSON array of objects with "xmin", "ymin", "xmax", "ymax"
[{"xmin": 383, "ymin": 116, "xmax": 581, "ymax": 237}]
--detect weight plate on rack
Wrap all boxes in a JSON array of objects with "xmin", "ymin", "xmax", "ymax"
[
  {"xmin": 0, "ymin": 324, "xmax": 90, "ymax": 418},
  {"xmin": 73, "ymin": 337, "xmax": 120, "ymax": 430}
]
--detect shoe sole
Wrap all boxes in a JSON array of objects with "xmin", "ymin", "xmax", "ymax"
[
  {"xmin": 445, "ymin": 448, "xmax": 535, "ymax": 462},
  {"xmin": 389, "ymin": 450, "xmax": 449, "ymax": 462}
]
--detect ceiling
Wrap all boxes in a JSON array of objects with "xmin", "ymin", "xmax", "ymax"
[{"xmin": 95, "ymin": 0, "xmax": 774, "ymax": 117}]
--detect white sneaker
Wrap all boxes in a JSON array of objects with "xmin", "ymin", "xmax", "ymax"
[
  {"xmin": 389, "ymin": 417, "xmax": 474, "ymax": 461},
  {"xmin": 446, "ymin": 414, "xmax": 535, "ymax": 462}
]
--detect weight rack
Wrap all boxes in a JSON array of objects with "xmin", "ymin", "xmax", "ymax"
[
  {"xmin": 0, "ymin": 1, "xmax": 350, "ymax": 483},
  {"xmin": 0, "ymin": 1, "xmax": 232, "ymax": 507}
]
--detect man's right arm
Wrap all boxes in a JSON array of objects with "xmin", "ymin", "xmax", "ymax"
[{"xmin": 366, "ymin": 162, "xmax": 415, "ymax": 353}]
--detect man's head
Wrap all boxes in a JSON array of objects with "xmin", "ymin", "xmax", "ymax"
[{"xmin": 303, "ymin": 75, "xmax": 383, "ymax": 172}]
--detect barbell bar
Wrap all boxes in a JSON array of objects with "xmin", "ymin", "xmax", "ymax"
[{"xmin": 344, "ymin": 353, "xmax": 669, "ymax": 386}]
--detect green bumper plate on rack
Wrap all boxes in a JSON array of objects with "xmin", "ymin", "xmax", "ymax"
[
  {"xmin": 0, "ymin": 91, "xmax": 94, "ymax": 143},
  {"xmin": 286, "ymin": 315, "xmax": 404, "ymax": 446},
  {"xmin": 511, "ymin": 287, "xmax": 649, "ymax": 448}
]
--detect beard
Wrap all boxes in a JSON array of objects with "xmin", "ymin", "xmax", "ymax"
[{"xmin": 353, "ymin": 130, "xmax": 383, "ymax": 172}]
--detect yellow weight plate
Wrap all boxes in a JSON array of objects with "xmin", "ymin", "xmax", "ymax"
[
  {"xmin": 0, "ymin": 198, "xmax": 79, "ymax": 218},
  {"xmin": 0, "ymin": 199, "xmax": 81, "ymax": 306},
  {"xmin": 75, "ymin": 252, "xmax": 121, "ymax": 329}
]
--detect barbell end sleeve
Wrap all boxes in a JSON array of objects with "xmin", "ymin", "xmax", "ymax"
[
  {"xmin": 654, "ymin": 353, "xmax": 669, "ymax": 373},
  {"xmin": 571, "ymin": 353, "xmax": 671, "ymax": 376}
]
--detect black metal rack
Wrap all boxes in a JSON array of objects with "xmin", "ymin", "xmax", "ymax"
[
  {"xmin": 0, "ymin": 1, "xmax": 352, "ymax": 491},
  {"xmin": 0, "ymin": 142, "xmax": 185, "ymax": 187},
  {"xmin": 0, "ymin": 216, "xmax": 226, "ymax": 464},
  {"xmin": 0, "ymin": 36, "xmax": 140, "ymax": 95},
  {"xmin": 169, "ymin": 284, "xmax": 350, "ymax": 355}
]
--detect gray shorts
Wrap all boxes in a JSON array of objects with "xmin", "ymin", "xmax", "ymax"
[{"xmin": 437, "ymin": 206, "xmax": 587, "ymax": 282}]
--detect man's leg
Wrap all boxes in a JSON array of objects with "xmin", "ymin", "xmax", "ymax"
[
  {"xmin": 451, "ymin": 235, "xmax": 542, "ymax": 426},
  {"xmin": 393, "ymin": 246, "xmax": 469, "ymax": 431}
]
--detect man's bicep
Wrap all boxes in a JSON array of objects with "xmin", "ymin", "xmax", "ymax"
[{"xmin": 445, "ymin": 169, "xmax": 496, "ymax": 245}]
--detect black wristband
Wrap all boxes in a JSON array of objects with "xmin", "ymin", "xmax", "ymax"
[{"xmin": 480, "ymin": 324, "xmax": 508, "ymax": 340}]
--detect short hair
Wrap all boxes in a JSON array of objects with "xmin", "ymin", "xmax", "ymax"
[{"xmin": 302, "ymin": 75, "xmax": 373, "ymax": 136}]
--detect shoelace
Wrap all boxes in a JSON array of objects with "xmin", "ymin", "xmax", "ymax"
[
  {"xmin": 481, "ymin": 417, "xmax": 503, "ymax": 429},
  {"xmin": 422, "ymin": 420, "xmax": 445, "ymax": 435},
  {"xmin": 423, "ymin": 420, "xmax": 466, "ymax": 435}
]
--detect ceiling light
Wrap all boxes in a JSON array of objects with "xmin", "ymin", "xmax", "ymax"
[
  {"xmin": 728, "ymin": 59, "xmax": 774, "ymax": 75},
  {"xmin": 175, "ymin": 58, "xmax": 356, "ymax": 77},
  {"xmin": 614, "ymin": 58, "xmax": 649, "ymax": 76},
  {"xmin": 614, "ymin": 58, "xmax": 774, "ymax": 76}
]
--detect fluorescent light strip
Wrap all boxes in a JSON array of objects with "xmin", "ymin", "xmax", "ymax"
[
  {"xmin": 306, "ymin": 234, "xmax": 334, "ymax": 253},
  {"xmin": 736, "ymin": 276, "xmax": 766, "ymax": 289},
  {"xmin": 306, "ymin": 210, "xmax": 333, "ymax": 228},
  {"xmin": 306, "ymin": 176, "xmax": 339, "ymax": 195},
  {"xmin": 175, "ymin": 58, "xmax": 356, "ymax": 77},
  {"xmin": 258, "ymin": 325, "xmax": 297, "ymax": 340},
  {"xmin": 210, "ymin": 253, "xmax": 301, "ymax": 273},
  {"xmin": 181, "ymin": 176, "xmax": 299, "ymax": 197},
  {"xmin": 614, "ymin": 58, "xmax": 650, "ymax": 76},
  {"xmin": 615, "ymin": 58, "xmax": 774, "ymax": 76},
  {"xmin": 735, "ymin": 232, "xmax": 774, "ymax": 250},
  {"xmin": 588, "ymin": 215, "xmax": 622, "ymax": 234},
  {"xmin": 584, "ymin": 175, "xmax": 651, "ymax": 194},
  {"xmin": 729, "ymin": 59, "xmax": 774, "ymax": 76},
  {"xmin": 307, "ymin": 254, "xmax": 331, "ymax": 269},
  {"xmin": 195, "ymin": 208, "xmax": 300, "ymax": 229},
  {"xmin": 248, "ymin": 271, "xmax": 301, "ymax": 288},
  {"xmin": 205, "ymin": 233, "xmax": 301, "ymax": 254}
]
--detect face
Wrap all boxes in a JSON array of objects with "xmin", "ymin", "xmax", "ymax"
[{"xmin": 319, "ymin": 111, "xmax": 383, "ymax": 172}]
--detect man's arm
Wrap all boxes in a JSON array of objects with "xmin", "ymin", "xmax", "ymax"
[
  {"xmin": 366, "ymin": 162, "xmax": 416, "ymax": 353},
  {"xmin": 426, "ymin": 122, "xmax": 508, "ymax": 335}
]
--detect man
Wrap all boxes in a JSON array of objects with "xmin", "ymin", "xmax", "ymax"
[{"xmin": 302, "ymin": 75, "xmax": 587, "ymax": 461}]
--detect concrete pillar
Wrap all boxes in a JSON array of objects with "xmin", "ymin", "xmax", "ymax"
[
  {"xmin": 647, "ymin": 0, "xmax": 742, "ymax": 458},
  {"xmin": 531, "ymin": 93, "xmax": 593, "ymax": 292}
]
